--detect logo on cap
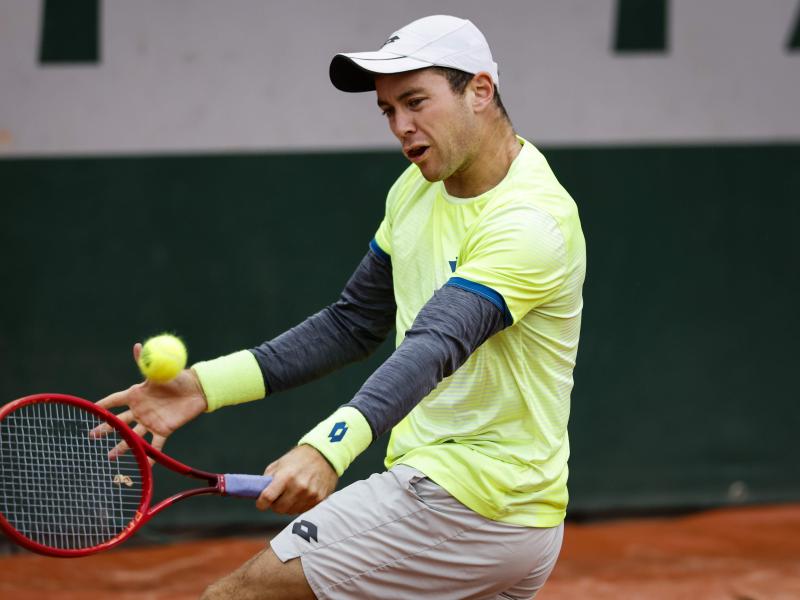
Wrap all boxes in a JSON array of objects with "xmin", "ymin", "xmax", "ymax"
[{"xmin": 382, "ymin": 35, "xmax": 400, "ymax": 47}]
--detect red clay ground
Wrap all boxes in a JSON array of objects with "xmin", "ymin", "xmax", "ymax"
[{"xmin": 1, "ymin": 504, "xmax": 799, "ymax": 599}]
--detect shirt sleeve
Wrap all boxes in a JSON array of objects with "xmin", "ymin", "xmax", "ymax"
[
  {"xmin": 450, "ymin": 201, "xmax": 568, "ymax": 325},
  {"xmin": 345, "ymin": 284, "xmax": 504, "ymax": 440},
  {"xmin": 250, "ymin": 246, "xmax": 396, "ymax": 394},
  {"xmin": 193, "ymin": 246, "xmax": 395, "ymax": 412},
  {"xmin": 373, "ymin": 217, "xmax": 392, "ymax": 260},
  {"xmin": 372, "ymin": 163, "xmax": 416, "ymax": 259}
]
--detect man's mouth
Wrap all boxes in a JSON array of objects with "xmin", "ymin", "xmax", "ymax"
[{"xmin": 404, "ymin": 144, "xmax": 430, "ymax": 163}]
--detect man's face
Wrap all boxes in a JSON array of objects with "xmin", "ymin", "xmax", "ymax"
[{"xmin": 375, "ymin": 69, "xmax": 476, "ymax": 183}]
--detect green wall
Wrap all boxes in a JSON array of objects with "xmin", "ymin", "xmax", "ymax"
[{"xmin": 1, "ymin": 144, "xmax": 798, "ymax": 528}]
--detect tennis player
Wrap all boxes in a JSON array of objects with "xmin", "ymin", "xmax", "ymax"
[{"xmin": 100, "ymin": 15, "xmax": 586, "ymax": 600}]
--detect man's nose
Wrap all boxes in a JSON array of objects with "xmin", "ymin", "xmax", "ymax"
[{"xmin": 392, "ymin": 111, "xmax": 415, "ymax": 138}]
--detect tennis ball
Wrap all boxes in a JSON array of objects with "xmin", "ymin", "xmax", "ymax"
[{"xmin": 138, "ymin": 334, "xmax": 187, "ymax": 383}]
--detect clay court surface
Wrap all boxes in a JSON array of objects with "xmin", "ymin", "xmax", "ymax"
[{"xmin": 1, "ymin": 504, "xmax": 798, "ymax": 599}]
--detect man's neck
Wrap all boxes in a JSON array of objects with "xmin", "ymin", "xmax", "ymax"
[{"xmin": 443, "ymin": 121, "xmax": 521, "ymax": 198}]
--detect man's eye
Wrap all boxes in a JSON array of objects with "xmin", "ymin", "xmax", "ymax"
[
  {"xmin": 381, "ymin": 108, "xmax": 393, "ymax": 117},
  {"xmin": 408, "ymin": 98, "xmax": 424, "ymax": 108}
]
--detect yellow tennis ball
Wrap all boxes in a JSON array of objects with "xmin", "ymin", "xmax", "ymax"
[{"xmin": 138, "ymin": 334, "xmax": 187, "ymax": 383}]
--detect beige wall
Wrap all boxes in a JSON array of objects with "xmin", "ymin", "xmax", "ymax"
[{"xmin": 1, "ymin": 0, "xmax": 798, "ymax": 156}]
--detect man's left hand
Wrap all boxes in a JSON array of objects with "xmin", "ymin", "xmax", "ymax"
[{"xmin": 257, "ymin": 444, "xmax": 338, "ymax": 514}]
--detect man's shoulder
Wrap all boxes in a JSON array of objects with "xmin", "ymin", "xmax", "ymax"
[
  {"xmin": 505, "ymin": 139, "xmax": 567, "ymax": 196},
  {"xmin": 489, "ymin": 139, "xmax": 580, "ymax": 226},
  {"xmin": 466, "ymin": 141, "xmax": 583, "ymax": 256}
]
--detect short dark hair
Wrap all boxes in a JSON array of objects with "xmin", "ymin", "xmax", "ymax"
[{"xmin": 431, "ymin": 67, "xmax": 510, "ymax": 122}]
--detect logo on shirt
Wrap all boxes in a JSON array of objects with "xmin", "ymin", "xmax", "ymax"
[
  {"xmin": 328, "ymin": 421, "xmax": 348, "ymax": 443},
  {"xmin": 448, "ymin": 258, "xmax": 458, "ymax": 272}
]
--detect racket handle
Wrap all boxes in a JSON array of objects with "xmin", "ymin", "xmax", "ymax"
[{"xmin": 223, "ymin": 474, "xmax": 273, "ymax": 498}]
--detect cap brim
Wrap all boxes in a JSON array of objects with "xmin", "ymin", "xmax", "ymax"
[{"xmin": 330, "ymin": 52, "xmax": 433, "ymax": 92}]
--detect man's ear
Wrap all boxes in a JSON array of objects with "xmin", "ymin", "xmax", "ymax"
[{"xmin": 467, "ymin": 72, "xmax": 495, "ymax": 113}]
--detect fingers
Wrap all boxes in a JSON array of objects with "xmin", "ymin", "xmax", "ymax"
[
  {"xmin": 96, "ymin": 388, "xmax": 132, "ymax": 410},
  {"xmin": 108, "ymin": 437, "xmax": 131, "ymax": 460},
  {"xmin": 146, "ymin": 434, "xmax": 168, "ymax": 466},
  {"xmin": 107, "ymin": 421, "xmax": 147, "ymax": 461},
  {"xmin": 96, "ymin": 341, "xmax": 142, "ymax": 413},
  {"xmin": 256, "ymin": 472, "xmax": 327, "ymax": 514},
  {"xmin": 271, "ymin": 484, "xmax": 311, "ymax": 515},
  {"xmin": 150, "ymin": 433, "xmax": 168, "ymax": 454},
  {"xmin": 255, "ymin": 446, "xmax": 338, "ymax": 514},
  {"xmin": 90, "ymin": 409, "xmax": 134, "ymax": 439},
  {"xmin": 130, "ymin": 423, "xmax": 157, "ymax": 465},
  {"xmin": 256, "ymin": 476, "xmax": 285, "ymax": 512},
  {"xmin": 89, "ymin": 409, "xmax": 136, "ymax": 438}
]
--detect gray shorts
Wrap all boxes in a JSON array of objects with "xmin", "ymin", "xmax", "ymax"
[{"xmin": 270, "ymin": 465, "xmax": 563, "ymax": 599}]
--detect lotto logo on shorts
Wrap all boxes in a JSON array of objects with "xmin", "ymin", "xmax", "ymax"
[
  {"xmin": 328, "ymin": 421, "xmax": 348, "ymax": 443},
  {"xmin": 292, "ymin": 520, "xmax": 318, "ymax": 543}
]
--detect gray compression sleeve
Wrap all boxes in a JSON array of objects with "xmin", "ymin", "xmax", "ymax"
[
  {"xmin": 345, "ymin": 285, "xmax": 505, "ymax": 440},
  {"xmin": 249, "ymin": 249, "xmax": 396, "ymax": 393}
]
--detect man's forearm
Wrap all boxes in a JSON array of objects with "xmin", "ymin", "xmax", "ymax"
[
  {"xmin": 250, "ymin": 248, "xmax": 396, "ymax": 394},
  {"xmin": 345, "ymin": 284, "xmax": 505, "ymax": 439}
]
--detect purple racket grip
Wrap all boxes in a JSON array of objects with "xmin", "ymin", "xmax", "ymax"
[{"xmin": 223, "ymin": 473, "xmax": 273, "ymax": 498}]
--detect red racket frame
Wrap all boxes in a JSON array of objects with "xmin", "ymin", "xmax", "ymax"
[{"xmin": 0, "ymin": 394, "xmax": 230, "ymax": 558}]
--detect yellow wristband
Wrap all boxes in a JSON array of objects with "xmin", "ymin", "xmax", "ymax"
[
  {"xmin": 298, "ymin": 406, "xmax": 372, "ymax": 476},
  {"xmin": 191, "ymin": 350, "xmax": 266, "ymax": 413}
]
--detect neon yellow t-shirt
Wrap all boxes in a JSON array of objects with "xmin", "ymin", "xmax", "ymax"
[{"xmin": 374, "ymin": 137, "xmax": 586, "ymax": 527}]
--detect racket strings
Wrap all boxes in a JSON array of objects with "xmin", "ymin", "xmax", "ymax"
[{"xmin": 0, "ymin": 401, "xmax": 143, "ymax": 550}]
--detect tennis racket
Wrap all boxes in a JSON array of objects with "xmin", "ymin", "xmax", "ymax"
[{"xmin": 0, "ymin": 393, "xmax": 272, "ymax": 558}]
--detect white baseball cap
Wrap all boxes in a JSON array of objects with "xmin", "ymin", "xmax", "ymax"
[{"xmin": 330, "ymin": 15, "xmax": 499, "ymax": 93}]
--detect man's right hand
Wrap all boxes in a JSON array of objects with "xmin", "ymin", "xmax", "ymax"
[{"xmin": 93, "ymin": 342, "xmax": 208, "ymax": 456}]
